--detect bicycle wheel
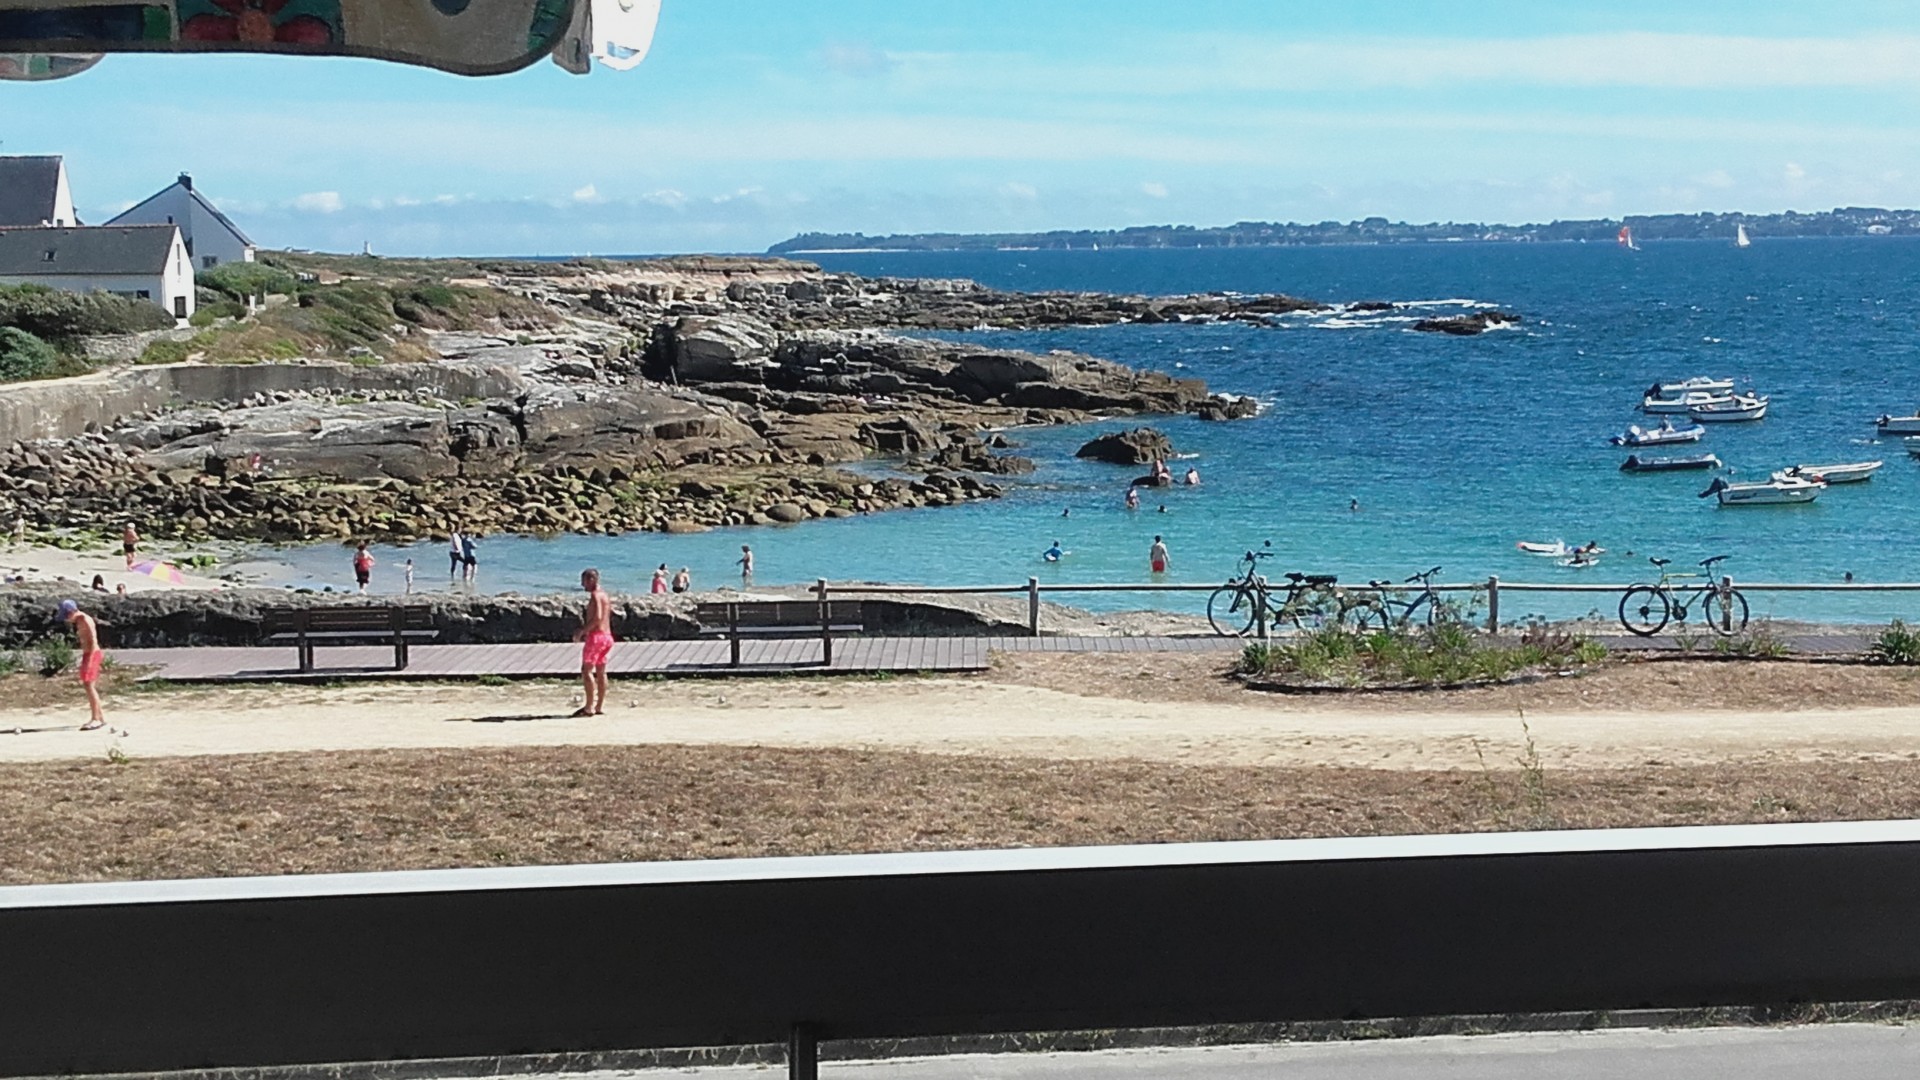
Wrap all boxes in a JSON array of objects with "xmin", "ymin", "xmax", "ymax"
[
  {"xmin": 1207, "ymin": 585, "xmax": 1258, "ymax": 637},
  {"xmin": 1701, "ymin": 588, "xmax": 1750, "ymax": 636},
  {"xmin": 1340, "ymin": 596, "xmax": 1388, "ymax": 632},
  {"xmin": 1618, "ymin": 585, "xmax": 1671, "ymax": 636},
  {"xmin": 1425, "ymin": 594, "xmax": 1465, "ymax": 627}
]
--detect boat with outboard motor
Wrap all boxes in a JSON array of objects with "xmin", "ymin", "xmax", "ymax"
[
  {"xmin": 1650, "ymin": 377, "xmax": 1734, "ymax": 396},
  {"xmin": 1700, "ymin": 475, "xmax": 1823, "ymax": 506},
  {"xmin": 1622, "ymin": 453, "xmax": 1723, "ymax": 472},
  {"xmin": 1877, "ymin": 413, "xmax": 1920, "ymax": 435},
  {"xmin": 1689, "ymin": 394, "xmax": 1768, "ymax": 422},
  {"xmin": 1643, "ymin": 391, "xmax": 1734, "ymax": 414},
  {"xmin": 1775, "ymin": 461, "xmax": 1882, "ymax": 484},
  {"xmin": 1612, "ymin": 421, "xmax": 1706, "ymax": 447}
]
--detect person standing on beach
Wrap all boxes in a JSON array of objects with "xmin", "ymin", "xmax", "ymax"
[
  {"xmin": 448, "ymin": 528, "xmax": 464, "ymax": 581},
  {"xmin": 352, "ymin": 541, "xmax": 375, "ymax": 594},
  {"xmin": 671, "ymin": 567, "xmax": 691, "ymax": 593},
  {"xmin": 738, "ymin": 544, "xmax": 754, "ymax": 586},
  {"xmin": 1149, "ymin": 535, "xmax": 1170, "ymax": 575},
  {"xmin": 650, "ymin": 564, "xmax": 669, "ymax": 594},
  {"xmin": 461, "ymin": 533, "xmax": 478, "ymax": 585},
  {"xmin": 59, "ymin": 600, "xmax": 105, "ymax": 731},
  {"xmin": 122, "ymin": 523, "xmax": 139, "ymax": 569},
  {"xmin": 572, "ymin": 568, "xmax": 613, "ymax": 717},
  {"xmin": 403, "ymin": 558, "xmax": 415, "ymax": 595}
]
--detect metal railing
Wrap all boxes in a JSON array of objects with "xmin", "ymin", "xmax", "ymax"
[
  {"xmin": 813, "ymin": 576, "xmax": 1920, "ymax": 636},
  {"xmin": 11, "ymin": 820, "xmax": 1920, "ymax": 1079}
]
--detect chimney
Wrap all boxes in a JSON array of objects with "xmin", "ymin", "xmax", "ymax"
[{"xmin": 178, "ymin": 172, "xmax": 192, "ymax": 191}]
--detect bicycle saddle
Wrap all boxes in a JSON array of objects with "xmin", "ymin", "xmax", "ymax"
[
  {"xmin": 1650, "ymin": 557, "xmax": 1671, "ymax": 568},
  {"xmin": 1284, "ymin": 572, "xmax": 1305, "ymax": 582},
  {"xmin": 1369, "ymin": 579, "xmax": 1391, "ymax": 588}
]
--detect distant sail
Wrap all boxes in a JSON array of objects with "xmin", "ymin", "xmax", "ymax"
[
  {"xmin": 1735, "ymin": 223, "xmax": 1751, "ymax": 248},
  {"xmin": 1618, "ymin": 226, "xmax": 1640, "ymax": 251}
]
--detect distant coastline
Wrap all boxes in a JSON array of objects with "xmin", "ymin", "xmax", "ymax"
[{"xmin": 769, "ymin": 207, "xmax": 1919, "ymax": 254}]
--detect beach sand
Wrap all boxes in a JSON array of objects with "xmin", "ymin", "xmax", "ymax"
[{"xmin": 0, "ymin": 539, "xmax": 247, "ymax": 594}]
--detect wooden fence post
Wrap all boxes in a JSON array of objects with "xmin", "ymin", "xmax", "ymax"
[
  {"xmin": 816, "ymin": 578, "xmax": 831, "ymax": 665},
  {"xmin": 1028, "ymin": 577, "xmax": 1041, "ymax": 637},
  {"xmin": 1486, "ymin": 576, "xmax": 1500, "ymax": 634}
]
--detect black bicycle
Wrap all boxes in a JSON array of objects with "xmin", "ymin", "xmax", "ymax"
[
  {"xmin": 1207, "ymin": 544, "xmax": 1344, "ymax": 636},
  {"xmin": 1618, "ymin": 554, "xmax": 1749, "ymax": 636},
  {"xmin": 1341, "ymin": 566, "xmax": 1461, "ymax": 630}
]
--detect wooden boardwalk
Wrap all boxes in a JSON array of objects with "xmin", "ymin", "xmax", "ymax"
[{"xmin": 108, "ymin": 634, "xmax": 1242, "ymax": 683}]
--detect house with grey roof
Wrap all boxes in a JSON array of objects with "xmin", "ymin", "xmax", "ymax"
[
  {"xmin": 0, "ymin": 225, "xmax": 194, "ymax": 319},
  {"xmin": 106, "ymin": 172, "xmax": 254, "ymax": 270},
  {"xmin": 0, "ymin": 155, "xmax": 78, "ymax": 227}
]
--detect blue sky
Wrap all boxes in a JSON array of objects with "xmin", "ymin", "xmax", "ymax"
[{"xmin": 9, "ymin": 1, "xmax": 1920, "ymax": 254}]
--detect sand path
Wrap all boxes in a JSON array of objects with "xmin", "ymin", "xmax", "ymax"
[{"xmin": 2, "ymin": 678, "xmax": 1916, "ymax": 769}]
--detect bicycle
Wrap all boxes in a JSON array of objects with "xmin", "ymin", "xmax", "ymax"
[
  {"xmin": 1618, "ymin": 554, "xmax": 1749, "ymax": 636},
  {"xmin": 1342, "ymin": 566, "xmax": 1463, "ymax": 630},
  {"xmin": 1207, "ymin": 545, "xmax": 1344, "ymax": 636}
]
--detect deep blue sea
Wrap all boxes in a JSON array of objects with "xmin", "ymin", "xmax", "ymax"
[{"xmin": 274, "ymin": 239, "xmax": 1920, "ymax": 623}]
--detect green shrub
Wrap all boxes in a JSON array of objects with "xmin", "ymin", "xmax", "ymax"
[
  {"xmin": 36, "ymin": 635, "xmax": 74, "ymax": 676},
  {"xmin": 188, "ymin": 300, "xmax": 246, "ymax": 327},
  {"xmin": 1867, "ymin": 620, "xmax": 1920, "ymax": 664},
  {"xmin": 199, "ymin": 262, "xmax": 298, "ymax": 302},
  {"xmin": 0, "ymin": 284, "xmax": 173, "ymax": 342},
  {"xmin": 0, "ymin": 327, "xmax": 59, "ymax": 382},
  {"xmin": 137, "ymin": 338, "xmax": 193, "ymax": 365},
  {"xmin": 1239, "ymin": 622, "xmax": 1601, "ymax": 687}
]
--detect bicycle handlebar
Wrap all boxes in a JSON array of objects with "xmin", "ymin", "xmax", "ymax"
[{"xmin": 1404, "ymin": 565, "xmax": 1442, "ymax": 583}]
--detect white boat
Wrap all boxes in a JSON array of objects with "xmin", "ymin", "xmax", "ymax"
[
  {"xmin": 1876, "ymin": 413, "xmax": 1920, "ymax": 435},
  {"xmin": 1689, "ymin": 394, "xmax": 1768, "ymax": 422},
  {"xmin": 1652, "ymin": 377, "xmax": 1735, "ymax": 395},
  {"xmin": 1612, "ymin": 422, "xmax": 1706, "ymax": 447},
  {"xmin": 1701, "ymin": 476, "xmax": 1822, "ymax": 506},
  {"xmin": 1776, "ymin": 460, "xmax": 1882, "ymax": 484},
  {"xmin": 1735, "ymin": 223, "xmax": 1751, "ymax": 248},
  {"xmin": 1516, "ymin": 540, "xmax": 1569, "ymax": 557},
  {"xmin": 1643, "ymin": 391, "xmax": 1733, "ymax": 414}
]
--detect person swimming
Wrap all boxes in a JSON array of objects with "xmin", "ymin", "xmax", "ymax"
[
  {"xmin": 1184, "ymin": 467, "xmax": 1199, "ymax": 485},
  {"xmin": 1043, "ymin": 540, "xmax": 1064, "ymax": 562},
  {"xmin": 1124, "ymin": 486, "xmax": 1140, "ymax": 510}
]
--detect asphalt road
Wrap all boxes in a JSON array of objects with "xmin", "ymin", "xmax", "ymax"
[{"xmin": 603, "ymin": 1024, "xmax": 1919, "ymax": 1080}]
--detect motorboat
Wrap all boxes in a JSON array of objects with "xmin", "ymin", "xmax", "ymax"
[
  {"xmin": 1650, "ymin": 377, "xmax": 1734, "ymax": 396},
  {"xmin": 1517, "ymin": 540, "xmax": 1569, "ymax": 556},
  {"xmin": 1642, "ymin": 391, "xmax": 1734, "ymax": 414},
  {"xmin": 1776, "ymin": 460, "xmax": 1883, "ymax": 484},
  {"xmin": 1876, "ymin": 413, "xmax": 1920, "ymax": 435},
  {"xmin": 1689, "ymin": 394, "xmax": 1768, "ymax": 422},
  {"xmin": 1700, "ymin": 475, "xmax": 1823, "ymax": 506},
  {"xmin": 1612, "ymin": 422, "xmax": 1706, "ymax": 447},
  {"xmin": 1621, "ymin": 453, "xmax": 1723, "ymax": 472},
  {"xmin": 1905, "ymin": 436, "xmax": 1920, "ymax": 457}
]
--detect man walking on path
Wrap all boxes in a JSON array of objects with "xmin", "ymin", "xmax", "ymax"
[
  {"xmin": 572, "ymin": 568, "xmax": 613, "ymax": 717},
  {"xmin": 1149, "ymin": 535, "xmax": 1171, "ymax": 575},
  {"xmin": 59, "ymin": 600, "xmax": 106, "ymax": 731}
]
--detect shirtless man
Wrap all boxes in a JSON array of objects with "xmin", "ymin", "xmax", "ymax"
[
  {"xmin": 59, "ymin": 600, "xmax": 106, "ymax": 730},
  {"xmin": 572, "ymin": 568, "xmax": 613, "ymax": 717},
  {"xmin": 122, "ymin": 523, "xmax": 139, "ymax": 569},
  {"xmin": 737, "ymin": 544, "xmax": 754, "ymax": 586}
]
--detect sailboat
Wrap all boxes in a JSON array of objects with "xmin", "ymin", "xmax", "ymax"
[
  {"xmin": 1735, "ymin": 223, "xmax": 1751, "ymax": 248},
  {"xmin": 1617, "ymin": 225, "xmax": 1640, "ymax": 251}
]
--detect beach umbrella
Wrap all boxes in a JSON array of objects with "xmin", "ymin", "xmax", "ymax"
[{"xmin": 129, "ymin": 560, "xmax": 187, "ymax": 585}]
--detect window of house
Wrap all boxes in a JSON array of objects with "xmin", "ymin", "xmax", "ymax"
[
  {"xmin": 172, "ymin": 296, "xmax": 187, "ymax": 318},
  {"xmin": 137, "ymin": 290, "xmax": 150, "ymax": 299},
  {"xmin": 41, "ymin": 250, "xmax": 54, "ymax": 262},
  {"xmin": 203, "ymin": 256, "xmax": 218, "ymax": 268}
]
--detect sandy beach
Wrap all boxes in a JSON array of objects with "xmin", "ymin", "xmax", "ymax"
[{"xmin": 0, "ymin": 538, "xmax": 250, "ymax": 594}]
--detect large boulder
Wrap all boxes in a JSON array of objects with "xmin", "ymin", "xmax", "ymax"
[
  {"xmin": 665, "ymin": 314, "xmax": 781, "ymax": 381},
  {"xmin": 1075, "ymin": 427, "xmax": 1174, "ymax": 465},
  {"xmin": 1410, "ymin": 311, "xmax": 1519, "ymax": 335}
]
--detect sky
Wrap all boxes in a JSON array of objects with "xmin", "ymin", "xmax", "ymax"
[{"xmin": 8, "ymin": 1, "xmax": 1920, "ymax": 254}]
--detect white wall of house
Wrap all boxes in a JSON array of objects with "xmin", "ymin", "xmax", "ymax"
[
  {"xmin": 0, "ymin": 234, "xmax": 197, "ymax": 319},
  {"xmin": 109, "ymin": 182, "xmax": 254, "ymax": 269},
  {"xmin": 50, "ymin": 162, "xmax": 76, "ymax": 227}
]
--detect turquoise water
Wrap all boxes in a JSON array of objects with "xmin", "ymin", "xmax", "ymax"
[{"xmin": 273, "ymin": 240, "xmax": 1920, "ymax": 623}]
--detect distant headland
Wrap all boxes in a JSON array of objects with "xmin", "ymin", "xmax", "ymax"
[{"xmin": 769, "ymin": 207, "xmax": 1920, "ymax": 253}]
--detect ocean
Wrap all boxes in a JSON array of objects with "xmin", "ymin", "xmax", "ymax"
[{"xmin": 270, "ymin": 238, "xmax": 1920, "ymax": 624}]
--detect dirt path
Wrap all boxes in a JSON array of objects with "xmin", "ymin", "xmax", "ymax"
[{"xmin": 6, "ymin": 657, "xmax": 1920, "ymax": 769}]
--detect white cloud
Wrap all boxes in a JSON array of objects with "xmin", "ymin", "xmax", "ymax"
[
  {"xmin": 999, "ymin": 182, "xmax": 1039, "ymax": 201},
  {"xmin": 572, "ymin": 184, "xmax": 601, "ymax": 203},
  {"xmin": 641, "ymin": 189, "xmax": 688, "ymax": 209},
  {"xmin": 291, "ymin": 191, "xmax": 344, "ymax": 214},
  {"xmin": 1694, "ymin": 169, "xmax": 1736, "ymax": 189},
  {"xmin": 1784, "ymin": 161, "xmax": 1808, "ymax": 180},
  {"xmin": 820, "ymin": 41, "xmax": 894, "ymax": 77},
  {"xmin": 1140, "ymin": 181, "xmax": 1169, "ymax": 198}
]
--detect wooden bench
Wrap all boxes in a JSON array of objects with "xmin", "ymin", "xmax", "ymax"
[
  {"xmin": 262, "ymin": 606, "xmax": 439, "ymax": 673},
  {"xmin": 694, "ymin": 600, "xmax": 865, "ymax": 666}
]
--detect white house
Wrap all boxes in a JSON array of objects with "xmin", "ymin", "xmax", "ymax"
[
  {"xmin": 106, "ymin": 173, "xmax": 255, "ymax": 270},
  {"xmin": 0, "ymin": 155, "xmax": 78, "ymax": 227},
  {"xmin": 0, "ymin": 225, "xmax": 195, "ymax": 319}
]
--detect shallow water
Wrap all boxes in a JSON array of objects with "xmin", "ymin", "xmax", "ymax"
[{"xmin": 270, "ymin": 239, "xmax": 1920, "ymax": 624}]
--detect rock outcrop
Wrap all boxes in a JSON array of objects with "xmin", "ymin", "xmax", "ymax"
[
  {"xmin": 1076, "ymin": 428, "xmax": 1175, "ymax": 465},
  {"xmin": 1410, "ymin": 311, "xmax": 1520, "ymax": 335}
]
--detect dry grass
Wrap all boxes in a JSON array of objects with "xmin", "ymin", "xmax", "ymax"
[
  {"xmin": 987, "ymin": 652, "xmax": 1920, "ymax": 711},
  {"xmin": 4, "ymin": 744, "xmax": 1919, "ymax": 885}
]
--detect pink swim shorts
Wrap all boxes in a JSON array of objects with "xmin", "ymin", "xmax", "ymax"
[
  {"xmin": 581, "ymin": 630, "xmax": 614, "ymax": 668},
  {"xmin": 78, "ymin": 651, "xmax": 104, "ymax": 685}
]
